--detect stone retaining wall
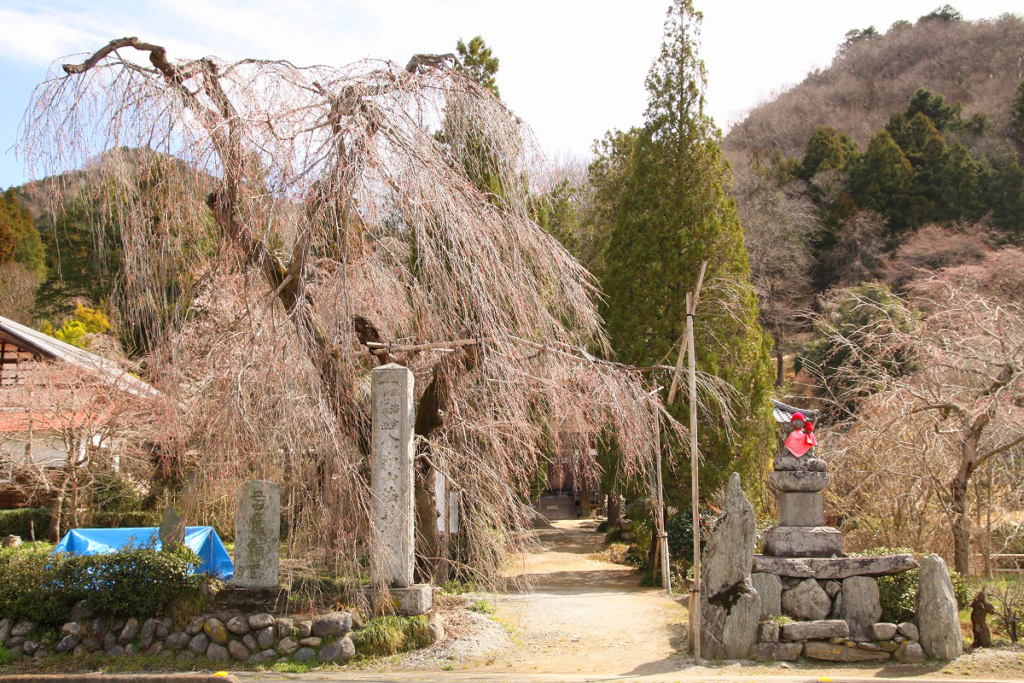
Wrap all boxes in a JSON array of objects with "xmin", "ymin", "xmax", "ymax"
[
  {"xmin": 0, "ymin": 611, "xmax": 358, "ymax": 666},
  {"xmin": 752, "ymin": 617, "xmax": 926, "ymax": 663}
]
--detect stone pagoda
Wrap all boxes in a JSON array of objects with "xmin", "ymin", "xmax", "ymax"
[{"xmin": 761, "ymin": 442, "xmax": 842, "ymax": 558}]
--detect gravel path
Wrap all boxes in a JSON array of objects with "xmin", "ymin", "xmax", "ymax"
[{"xmin": 486, "ymin": 518, "xmax": 690, "ymax": 676}]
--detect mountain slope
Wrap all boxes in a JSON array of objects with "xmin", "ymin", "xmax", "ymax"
[{"xmin": 724, "ymin": 13, "xmax": 1024, "ymax": 165}]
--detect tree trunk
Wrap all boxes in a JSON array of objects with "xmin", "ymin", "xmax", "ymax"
[
  {"xmin": 952, "ymin": 424, "xmax": 981, "ymax": 577},
  {"xmin": 48, "ymin": 473, "xmax": 69, "ymax": 542},
  {"xmin": 774, "ymin": 343, "xmax": 784, "ymax": 388},
  {"xmin": 951, "ymin": 473, "xmax": 971, "ymax": 576},
  {"xmin": 607, "ymin": 490, "xmax": 621, "ymax": 528}
]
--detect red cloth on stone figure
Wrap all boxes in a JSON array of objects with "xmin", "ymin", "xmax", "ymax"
[{"xmin": 784, "ymin": 423, "xmax": 818, "ymax": 457}]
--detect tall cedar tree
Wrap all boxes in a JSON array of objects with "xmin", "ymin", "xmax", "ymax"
[{"xmin": 601, "ymin": 0, "xmax": 775, "ymax": 503}]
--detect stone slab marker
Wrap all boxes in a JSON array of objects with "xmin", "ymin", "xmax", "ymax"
[
  {"xmin": 371, "ymin": 363, "xmax": 416, "ymax": 588},
  {"xmin": 234, "ymin": 480, "xmax": 281, "ymax": 589}
]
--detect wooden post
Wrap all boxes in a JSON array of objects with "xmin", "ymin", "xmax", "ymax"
[
  {"xmin": 653, "ymin": 396, "xmax": 671, "ymax": 593},
  {"xmin": 665, "ymin": 264, "xmax": 705, "ymax": 661},
  {"xmin": 687, "ymin": 290, "xmax": 701, "ymax": 662}
]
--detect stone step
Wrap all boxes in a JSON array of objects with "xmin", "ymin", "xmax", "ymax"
[{"xmin": 751, "ymin": 553, "xmax": 919, "ymax": 579}]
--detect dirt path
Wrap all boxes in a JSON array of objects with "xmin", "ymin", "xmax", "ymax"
[{"xmin": 485, "ymin": 518, "xmax": 690, "ymax": 676}]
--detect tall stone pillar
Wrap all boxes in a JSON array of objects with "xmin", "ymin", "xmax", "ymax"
[
  {"xmin": 234, "ymin": 480, "xmax": 281, "ymax": 589},
  {"xmin": 371, "ymin": 363, "xmax": 416, "ymax": 589}
]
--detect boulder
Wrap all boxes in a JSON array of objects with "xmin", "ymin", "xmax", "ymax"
[
  {"xmin": 165, "ymin": 632, "xmax": 189, "ymax": 650},
  {"xmin": 248, "ymin": 648, "xmax": 277, "ymax": 664},
  {"xmin": 915, "ymin": 554, "xmax": 963, "ymax": 660},
  {"xmin": 752, "ymin": 573, "xmax": 782, "ymax": 620},
  {"xmin": 823, "ymin": 580, "xmax": 841, "ymax": 598},
  {"xmin": 206, "ymin": 642, "xmax": 230, "ymax": 663},
  {"xmin": 829, "ymin": 591, "xmax": 843, "ymax": 619},
  {"xmin": 312, "ymin": 611, "xmax": 353, "ymax": 637},
  {"xmin": 185, "ymin": 617, "xmax": 205, "ymax": 636},
  {"xmin": 106, "ymin": 644, "xmax": 125, "ymax": 657},
  {"xmin": 22, "ymin": 641, "xmax": 39, "ymax": 656},
  {"xmin": 249, "ymin": 613, "xmax": 275, "ymax": 629},
  {"xmin": 257, "ymin": 625, "xmax": 276, "ymax": 650},
  {"xmin": 89, "ymin": 617, "xmax": 111, "ymax": 635},
  {"xmin": 226, "ymin": 616, "xmax": 250, "ymax": 635},
  {"xmin": 751, "ymin": 554, "xmax": 918, "ymax": 579},
  {"xmin": 243, "ymin": 633, "xmax": 260, "ymax": 652},
  {"xmin": 872, "ymin": 622, "xmax": 898, "ymax": 640},
  {"xmin": 1, "ymin": 535, "xmax": 22, "ymax": 547},
  {"xmin": 0, "ymin": 618, "xmax": 11, "ymax": 643},
  {"xmin": 300, "ymin": 636, "xmax": 322, "ymax": 647},
  {"xmin": 296, "ymin": 620, "xmax": 313, "ymax": 639},
  {"xmin": 758, "ymin": 621, "xmax": 780, "ymax": 644},
  {"xmin": 293, "ymin": 646, "xmax": 316, "ymax": 662},
  {"xmin": 81, "ymin": 635, "xmax": 102, "ymax": 652},
  {"xmin": 751, "ymin": 642, "xmax": 802, "ymax": 661},
  {"xmin": 61, "ymin": 622, "xmax": 83, "ymax": 636},
  {"xmin": 124, "ymin": 643, "xmax": 139, "ymax": 656},
  {"xmin": 804, "ymin": 641, "xmax": 890, "ymax": 662},
  {"xmin": 102, "ymin": 632, "xmax": 118, "ymax": 651},
  {"xmin": 188, "ymin": 633, "xmax": 209, "ymax": 654},
  {"xmin": 55, "ymin": 634, "xmax": 79, "ymax": 654},
  {"xmin": 156, "ymin": 618, "xmax": 172, "ymax": 639},
  {"xmin": 782, "ymin": 578, "xmax": 831, "ymax": 621},
  {"xmin": 699, "ymin": 473, "xmax": 760, "ymax": 660},
  {"xmin": 276, "ymin": 617, "xmax": 295, "ymax": 638},
  {"xmin": 277, "ymin": 636, "xmax": 299, "ymax": 656},
  {"xmin": 118, "ymin": 617, "xmax": 139, "ymax": 645},
  {"xmin": 318, "ymin": 636, "xmax": 355, "ymax": 663},
  {"xmin": 701, "ymin": 579, "xmax": 761, "ymax": 660},
  {"xmin": 898, "ymin": 621, "xmax": 920, "ymax": 640},
  {"xmin": 780, "ymin": 619, "xmax": 850, "ymax": 641},
  {"xmin": 204, "ymin": 617, "xmax": 229, "ymax": 645},
  {"xmin": 140, "ymin": 618, "xmax": 157, "ymax": 648},
  {"xmin": 703, "ymin": 473, "xmax": 757, "ymax": 600},
  {"xmin": 428, "ymin": 615, "xmax": 445, "ymax": 645},
  {"xmin": 10, "ymin": 621, "xmax": 35, "ymax": 637},
  {"xmin": 895, "ymin": 641, "xmax": 926, "ymax": 663},
  {"xmin": 228, "ymin": 639, "xmax": 250, "ymax": 661},
  {"xmin": 841, "ymin": 576, "xmax": 882, "ymax": 640}
]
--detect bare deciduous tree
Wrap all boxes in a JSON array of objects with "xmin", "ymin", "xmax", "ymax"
[
  {"xmin": 815, "ymin": 274, "xmax": 1024, "ymax": 575},
  {"xmin": 20, "ymin": 38, "xmax": 687, "ymax": 583}
]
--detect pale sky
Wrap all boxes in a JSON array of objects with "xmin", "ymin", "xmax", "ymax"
[{"xmin": 0, "ymin": 0, "xmax": 1021, "ymax": 188}]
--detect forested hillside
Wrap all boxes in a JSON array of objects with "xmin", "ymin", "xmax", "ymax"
[
  {"xmin": 723, "ymin": 8, "xmax": 1024, "ymax": 383},
  {"xmin": 725, "ymin": 9, "xmax": 1024, "ymax": 163}
]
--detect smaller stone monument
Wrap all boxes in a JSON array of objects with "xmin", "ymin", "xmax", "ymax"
[
  {"xmin": 213, "ymin": 480, "xmax": 287, "ymax": 614},
  {"xmin": 234, "ymin": 480, "xmax": 281, "ymax": 589},
  {"xmin": 158, "ymin": 506, "xmax": 185, "ymax": 547}
]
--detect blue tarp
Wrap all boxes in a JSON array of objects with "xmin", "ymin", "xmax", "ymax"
[{"xmin": 53, "ymin": 526, "xmax": 234, "ymax": 580}]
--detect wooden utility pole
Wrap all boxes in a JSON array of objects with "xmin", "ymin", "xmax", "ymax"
[
  {"xmin": 653, "ymin": 393, "xmax": 671, "ymax": 593},
  {"xmin": 686, "ymin": 290, "xmax": 701, "ymax": 662},
  {"xmin": 667, "ymin": 262, "xmax": 706, "ymax": 663}
]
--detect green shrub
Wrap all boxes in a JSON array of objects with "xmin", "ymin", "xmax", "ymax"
[
  {"xmin": 626, "ymin": 521, "xmax": 653, "ymax": 567},
  {"xmin": 439, "ymin": 579, "xmax": 476, "ymax": 595},
  {"xmin": 0, "ymin": 508, "xmax": 51, "ymax": 538},
  {"xmin": 852, "ymin": 547, "xmax": 970, "ymax": 622},
  {"xmin": 0, "ymin": 644, "xmax": 12, "ymax": 666},
  {"xmin": 468, "ymin": 599, "xmax": 494, "ymax": 614},
  {"xmin": 0, "ymin": 506, "xmax": 160, "ymax": 540},
  {"xmin": 0, "ymin": 543, "xmax": 203, "ymax": 626},
  {"xmin": 351, "ymin": 615, "xmax": 432, "ymax": 657}
]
